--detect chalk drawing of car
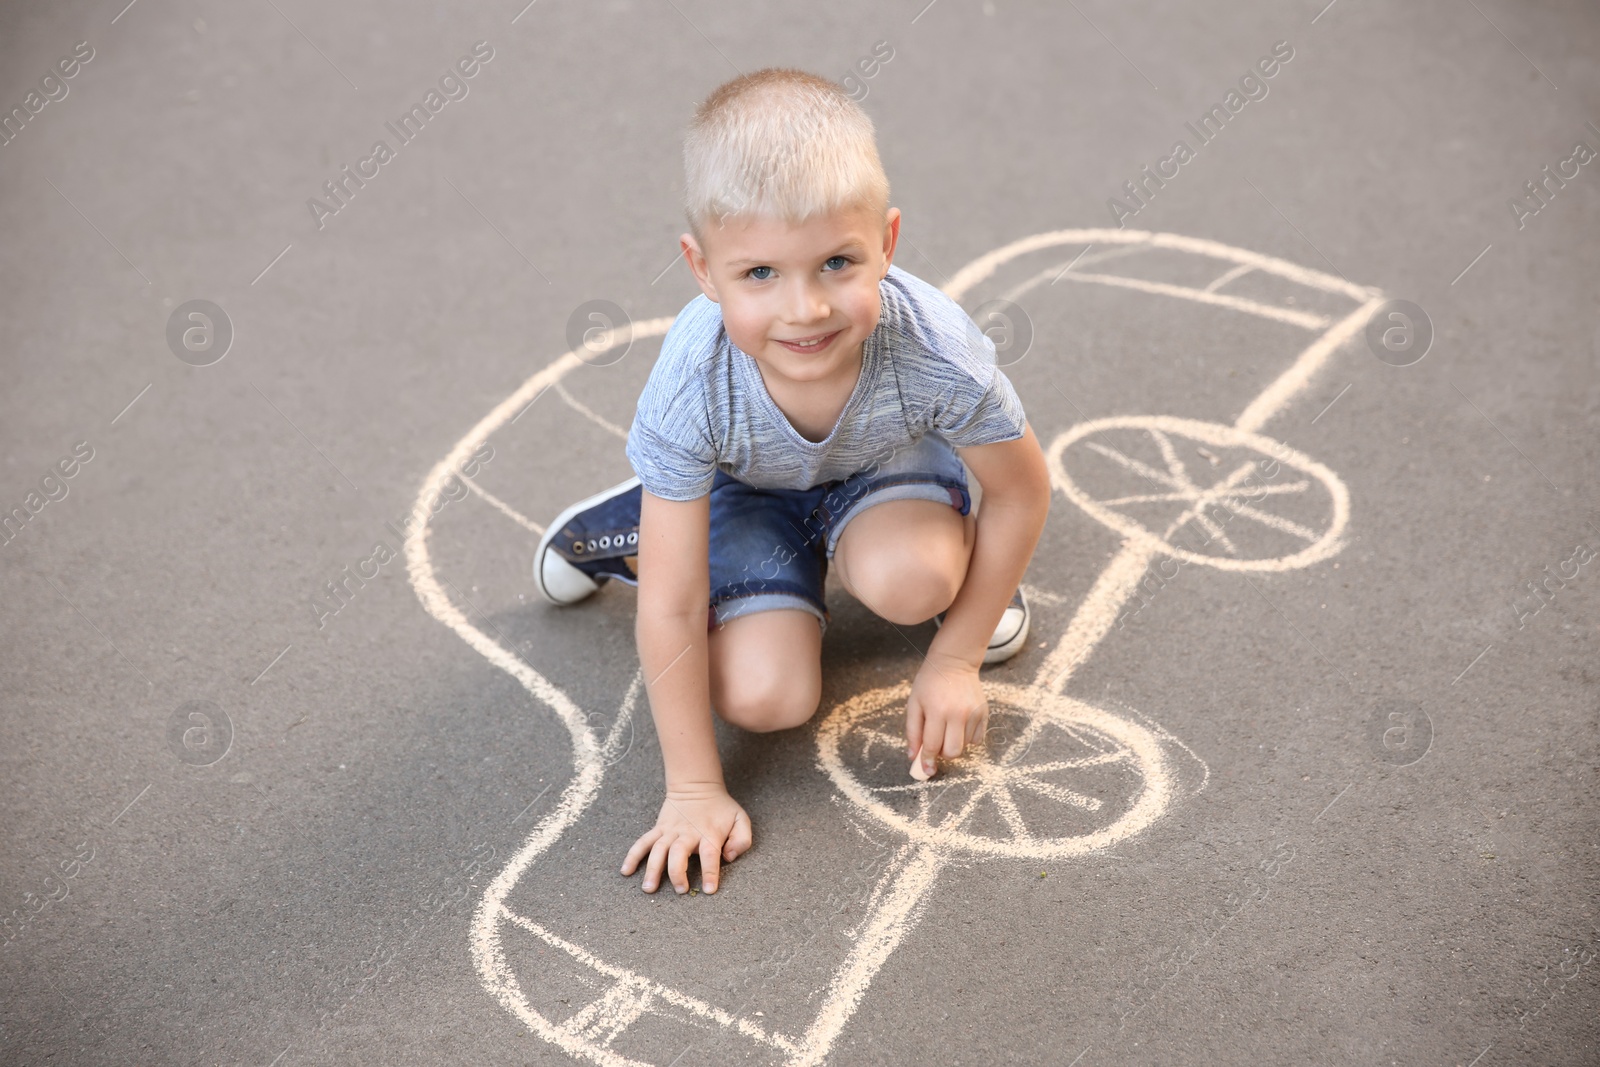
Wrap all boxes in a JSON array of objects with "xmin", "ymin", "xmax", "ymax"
[{"xmin": 406, "ymin": 229, "xmax": 1386, "ymax": 1066}]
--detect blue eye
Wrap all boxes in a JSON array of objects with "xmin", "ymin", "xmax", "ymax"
[
  {"xmin": 747, "ymin": 266, "xmax": 773, "ymax": 281},
  {"xmin": 824, "ymin": 256, "xmax": 850, "ymax": 271}
]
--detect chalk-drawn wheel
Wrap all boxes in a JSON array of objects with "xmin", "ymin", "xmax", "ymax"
[
  {"xmin": 816, "ymin": 681, "xmax": 1172, "ymax": 860},
  {"xmin": 1048, "ymin": 415, "xmax": 1350, "ymax": 572}
]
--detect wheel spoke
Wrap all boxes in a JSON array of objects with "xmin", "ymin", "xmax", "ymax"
[
  {"xmin": 1149, "ymin": 429, "xmax": 1202, "ymax": 499},
  {"xmin": 1084, "ymin": 441, "xmax": 1186, "ymax": 491},
  {"xmin": 1230, "ymin": 478, "xmax": 1311, "ymax": 498},
  {"xmin": 1096, "ymin": 490, "xmax": 1195, "ymax": 506},
  {"xmin": 932, "ymin": 777, "xmax": 993, "ymax": 834},
  {"xmin": 857, "ymin": 727, "xmax": 904, "ymax": 759},
  {"xmin": 871, "ymin": 770, "xmax": 978, "ymax": 794},
  {"xmin": 1186, "ymin": 510, "xmax": 1238, "ymax": 554},
  {"xmin": 1012, "ymin": 752, "xmax": 1129, "ymax": 775},
  {"xmin": 1011, "ymin": 774, "xmax": 1104, "ymax": 812},
  {"xmin": 986, "ymin": 780, "xmax": 1035, "ymax": 840},
  {"xmin": 1223, "ymin": 499, "xmax": 1321, "ymax": 542}
]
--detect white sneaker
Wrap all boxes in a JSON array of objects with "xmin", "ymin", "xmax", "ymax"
[{"xmin": 933, "ymin": 587, "xmax": 1030, "ymax": 665}]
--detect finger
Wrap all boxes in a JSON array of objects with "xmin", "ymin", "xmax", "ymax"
[
  {"xmin": 724, "ymin": 810, "xmax": 753, "ymax": 862},
  {"xmin": 667, "ymin": 838, "xmax": 692, "ymax": 894},
  {"xmin": 642, "ymin": 837, "xmax": 671, "ymax": 893},
  {"xmin": 965, "ymin": 702, "xmax": 989, "ymax": 748},
  {"xmin": 942, "ymin": 717, "xmax": 966, "ymax": 759},
  {"xmin": 913, "ymin": 741, "xmax": 938, "ymax": 780},
  {"xmin": 917, "ymin": 708, "xmax": 944, "ymax": 761},
  {"xmin": 698, "ymin": 837, "xmax": 722, "ymax": 894},
  {"xmin": 904, "ymin": 694, "xmax": 924, "ymax": 761},
  {"xmin": 621, "ymin": 830, "xmax": 662, "ymax": 876}
]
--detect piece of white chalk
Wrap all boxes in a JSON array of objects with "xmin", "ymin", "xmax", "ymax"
[{"xmin": 909, "ymin": 757, "xmax": 933, "ymax": 781}]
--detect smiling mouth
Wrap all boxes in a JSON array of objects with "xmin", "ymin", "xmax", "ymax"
[{"xmin": 776, "ymin": 330, "xmax": 841, "ymax": 352}]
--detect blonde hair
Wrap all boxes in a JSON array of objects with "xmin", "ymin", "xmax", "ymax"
[{"xmin": 683, "ymin": 68, "xmax": 890, "ymax": 243}]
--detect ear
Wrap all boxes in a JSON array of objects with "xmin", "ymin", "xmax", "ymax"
[
  {"xmin": 880, "ymin": 206, "xmax": 901, "ymax": 276},
  {"xmin": 680, "ymin": 233, "xmax": 720, "ymax": 303}
]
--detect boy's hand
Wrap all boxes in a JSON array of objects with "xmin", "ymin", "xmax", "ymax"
[
  {"xmin": 905, "ymin": 652, "xmax": 988, "ymax": 779},
  {"xmin": 621, "ymin": 784, "xmax": 752, "ymax": 894}
]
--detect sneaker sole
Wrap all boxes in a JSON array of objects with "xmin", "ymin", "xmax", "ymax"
[{"xmin": 533, "ymin": 476, "xmax": 642, "ymax": 605}]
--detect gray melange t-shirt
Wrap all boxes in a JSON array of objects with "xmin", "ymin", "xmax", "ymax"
[{"xmin": 625, "ymin": 263, "xmax": 1028, "ymax": 501}]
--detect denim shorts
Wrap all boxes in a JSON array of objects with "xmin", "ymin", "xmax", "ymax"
[{"xmin": 707, "ymin": 432, "xmax": 971, "ymax": 633}]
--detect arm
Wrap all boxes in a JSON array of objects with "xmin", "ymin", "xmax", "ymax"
[
  {"xmin": 620, "ymin": 489, "xmax": 752, "ymax": 893},
  {"xmin": 905, "ymin": 422, "xmax": 1052, "ymax": 774}
]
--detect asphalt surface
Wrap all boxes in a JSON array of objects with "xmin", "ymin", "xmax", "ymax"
[{"xmin": 2, "ymin": 1, "xmax": 1598, "ymax": 1065}]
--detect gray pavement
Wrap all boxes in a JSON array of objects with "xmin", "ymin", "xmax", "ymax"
[{"xmin": 2, "ymin": 1, "xmax": 1597, "ymax": 1064}]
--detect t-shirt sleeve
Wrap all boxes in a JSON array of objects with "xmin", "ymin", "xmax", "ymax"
[
  {"xmin": 929, "ymin": 320, "xmax": 1028, "ymax": 447},
  {"xmin": 885, "ymin": 268, "xmax": 1028, "ymax": 448},
  {"xmin": 624, "ymin": 310, "xmax": 721, "ymax": 501}
]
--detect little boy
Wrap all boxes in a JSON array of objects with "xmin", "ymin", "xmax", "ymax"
[{"xmin": 533, "ymin": 69, "xmax": 1051, "ymax": 895}]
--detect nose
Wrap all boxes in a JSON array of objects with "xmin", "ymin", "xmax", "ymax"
[{"xmin": 784, "ymin": 276, "xmax": 830, "ymax": 327}]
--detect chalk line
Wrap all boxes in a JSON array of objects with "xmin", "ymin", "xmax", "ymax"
[
  {"xmin": 943, "ymin": 228, "xmax": 1379, "ymax": 304},
  {"xmin": 1235, "ymin": 296, "xmax": 1386, "ymax": 434},
  {"xmin": 501, "ymin": 909, "xmax": 798, "ymax": 1058},
  {"xmin": 1035, "ymin": 543, "xmax": 1155, "ymax": 694},
  {"xmin": 997, "ymin": 244, "xmax": 1149, "ymax": 304},
  {"xmin": 1036, "ymin": 269, "xmax": 1331, "ymax": 331},
  {"xmin": 555, "ymin": 381, "xmax": 631, "ymax": 441},
  {"xmin": 792, "ymin": 846, "xmax": 944, "ymax": 1066},
  {"xmin": 462, "ymin": 474, "xmax": 546, "ymax": 535},
  {"xmin": 989, "ymin": 240, "xmax": 1332, "ymax": 329},
  {"xmin": 1204, "ymin": 262, "xmax": 1256, "ymax": 293}
]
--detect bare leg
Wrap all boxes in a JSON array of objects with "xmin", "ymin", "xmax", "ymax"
[
  {"xmin": 707, "ymin": 609, "xmax": 824, "ymax": 732},
  {"xmin": 832, "ymin": 499, "xmax": 976, "ymax": 625}
]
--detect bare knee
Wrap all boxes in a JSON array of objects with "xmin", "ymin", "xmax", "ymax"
[
  {"xmin": 708, "ymin": 610, "xmax": 822, "ymax": 732},
  {"xmin": 714, "ymin": 670, "xmax": 820, "ymax": 732},
  {"xmin": 844, "ymin": 551, "xmax": 964, "ymax": 625},
  {"xmin": 835, "ymin": 501, "xmax": 972, "ymax": 625}
]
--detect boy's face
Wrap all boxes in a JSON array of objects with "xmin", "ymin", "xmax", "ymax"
[{"xmin": 680, "ymin": 203, "xmax": 901, "ymax": 387}]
